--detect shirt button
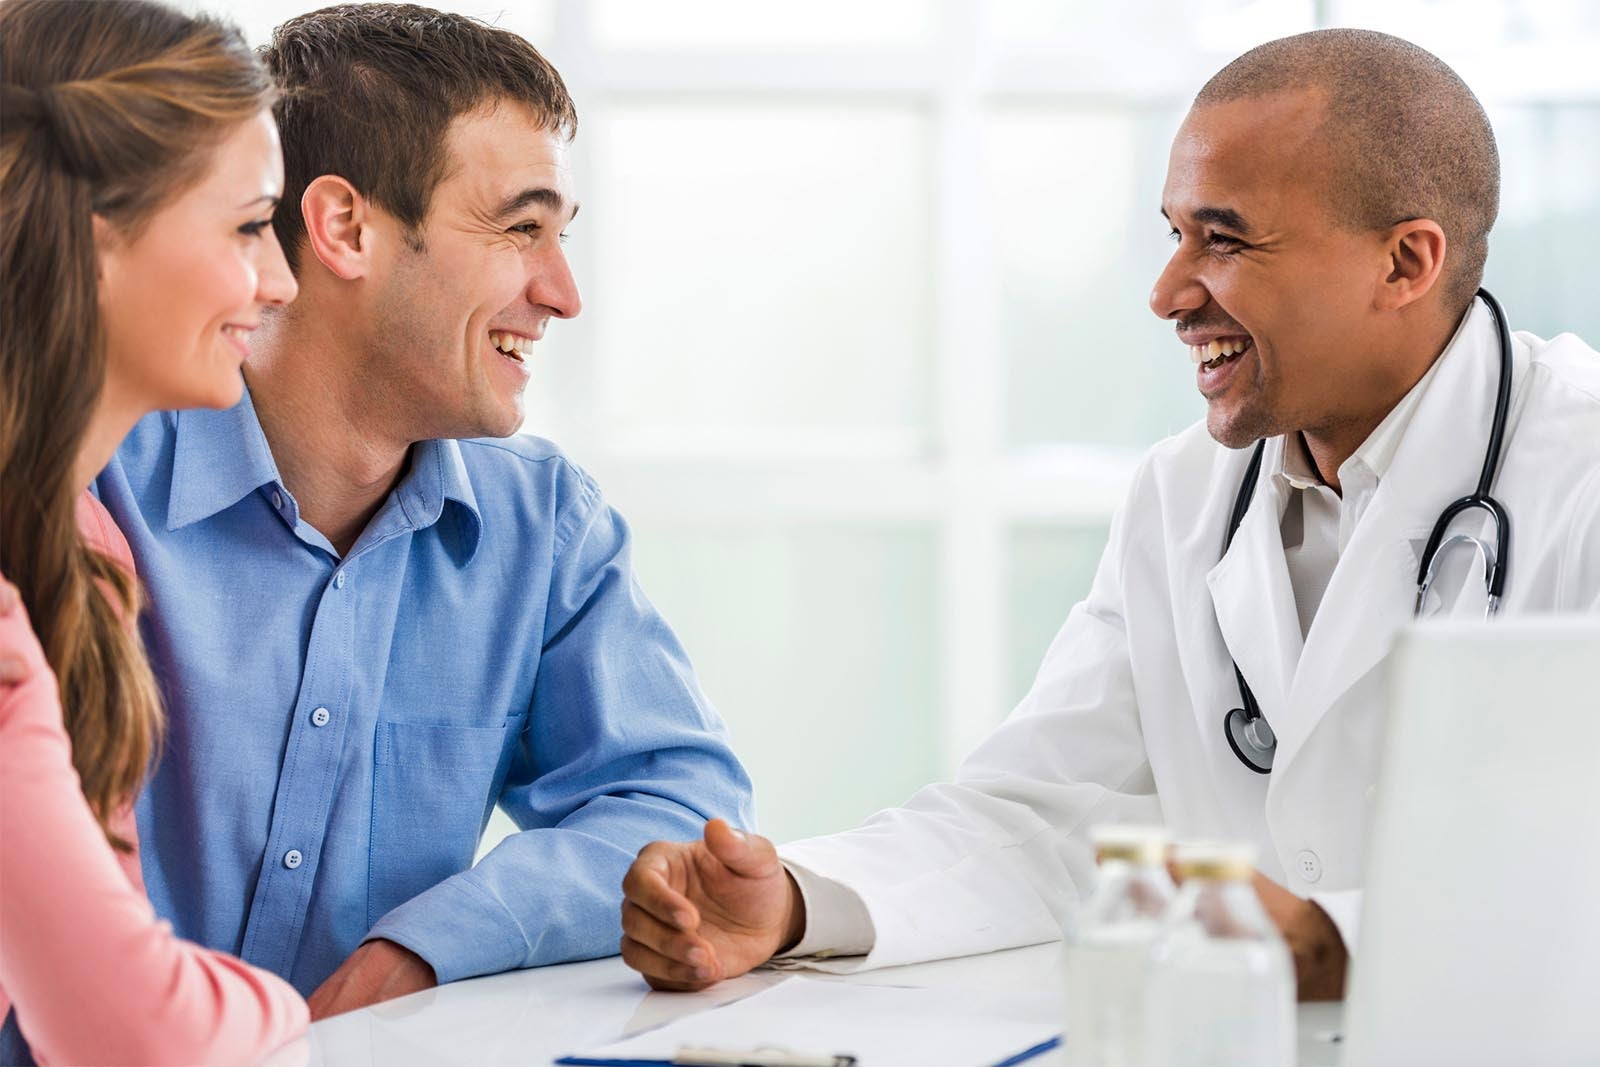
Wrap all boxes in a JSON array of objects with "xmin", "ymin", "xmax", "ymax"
[
  {"xmin": 310, "ymin": 706, "xmax": 331, "ymax": 728},
  {"xmin": 272, "ymin": 490, "xmax": 284, "ymax": 511},
  {"xmin": 283, "ymin": 849, "xmax": 303, "ymax": 870},
  {"xmin": 334, "ymin": 571, "xmax": 346, "ymax": 590},
  {"xmin": 1296, "ymin": 849, "xmax": 1323, "ymax": 884}
]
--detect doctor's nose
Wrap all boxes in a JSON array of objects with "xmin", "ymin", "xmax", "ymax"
[{"xmin": 1149, "ymin": 254, "xmax": 1208, "ymax": 322}]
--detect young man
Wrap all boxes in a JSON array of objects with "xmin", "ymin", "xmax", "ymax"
[
  {"xmin": 617, "ymin": 28, "xmax": 1600, "ymax": 1001},
  {"xmin": 94, "ymin": 3, "xmax": 754, "ymax": 1018}
]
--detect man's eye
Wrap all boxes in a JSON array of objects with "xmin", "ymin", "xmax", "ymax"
[
  {"xmin": 1206, "ymin": 233, "xmax": 1244, "ymax": 251},
  {"xmin": 1167, "ymin": 228, "xmax": 1182, "ymax": 243},
  {"xmin": 512, "ymin": 221, "xmax": 542, "ymax": 236}
]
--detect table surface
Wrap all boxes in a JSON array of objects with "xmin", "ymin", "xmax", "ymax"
[{"xmin": 263, "ymin": 943, "xmax": 1345, "ymax": 1067}]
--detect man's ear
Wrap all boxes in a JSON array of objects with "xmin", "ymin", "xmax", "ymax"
[
  {"xmin": 301, "ymin": 175, "xmax": 374, "ymax": 281},
  {"xmin": 1376, "ymin": 218, "xmax": 1448, "ymax": 312}
]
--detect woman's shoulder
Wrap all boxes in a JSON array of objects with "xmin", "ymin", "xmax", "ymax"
[{"xmin": 76, "ymin": 489, "xmax": 137, "ymax": 577}]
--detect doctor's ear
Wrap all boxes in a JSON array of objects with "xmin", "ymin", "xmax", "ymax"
[
  {"xmin": 300, "ymin": 175, "xmax": 375, "ymax": 281},
  {"xmin": 1375, "ymin": 218, "xmax": 1448, "ymax": 312}
]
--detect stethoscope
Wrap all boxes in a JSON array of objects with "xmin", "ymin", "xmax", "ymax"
[{"xmin": 1222, "ymin": 287, "xmax": 1514, "ymax": 774}]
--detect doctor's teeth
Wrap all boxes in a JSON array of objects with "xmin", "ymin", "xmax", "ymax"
[{"xmin": 1190, "ymin": 338, "xmax": 1250, "ymax": 367}]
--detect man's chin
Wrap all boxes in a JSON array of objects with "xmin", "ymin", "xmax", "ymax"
[{"xmin": 1205, "ymin": 403, "xmax": 1273, "ymax": 450}]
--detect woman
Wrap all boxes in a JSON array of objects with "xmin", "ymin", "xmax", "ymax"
[{"xmin": 0, "ymin": 0, "xmax": 307, "ymax": 1062}]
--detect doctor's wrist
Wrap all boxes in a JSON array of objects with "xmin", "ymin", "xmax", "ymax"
[
  {"xmin": 1287, "ymin": 899, "xmax": 1348, "ymax": 1001},
  {"xmin": 775, "ymin": 869, "xmax": 807, "ymax": 956}
]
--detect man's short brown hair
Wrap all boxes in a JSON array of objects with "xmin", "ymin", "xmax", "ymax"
[
  {"xmin": 262, "ymin": 3, "xmax": 576, "ymax": 271},
  {"xmin": 1196, "ymin": 28, "xmax": 1499, "ymax": 312}
]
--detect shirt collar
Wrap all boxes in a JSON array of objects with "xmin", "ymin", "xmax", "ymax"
[
  {"xmin": 167, "ymin": 387, "xmax": 282, "ymax": 531},
  {"xmin": 393, "ymin": 437, "xmax": 483, "ymax": 565},
  {"xmin": 166, "ymin": 387, "xmax": 484, "ymax": 564}
]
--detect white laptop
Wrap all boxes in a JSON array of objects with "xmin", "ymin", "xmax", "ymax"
[{"xmin": 1343, "ymin": 617, "xmax": 1600, "ymax": 1066}]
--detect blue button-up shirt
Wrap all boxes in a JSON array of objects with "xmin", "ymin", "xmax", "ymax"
[{"xmin": 93, "ymin": 389, "xmax": 755, "ymax": 994}]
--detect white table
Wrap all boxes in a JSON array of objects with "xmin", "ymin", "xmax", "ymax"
[{"xmin": 264, "ymin": 943, "xmax": 1346, "ymax": 1066}]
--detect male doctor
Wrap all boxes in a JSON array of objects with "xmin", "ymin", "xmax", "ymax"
[{"xmin": 616, "ymin": 28, "xmax": 1600, "ymax": 1001}]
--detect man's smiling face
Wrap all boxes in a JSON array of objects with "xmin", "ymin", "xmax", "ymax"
[
  {"xmin": 365, "ymin": 99, "xmax": 582, "ymax": 441},
  {"xmin": 1150, "ymin": 89, "xmax": 1389, "ymax": 450}
]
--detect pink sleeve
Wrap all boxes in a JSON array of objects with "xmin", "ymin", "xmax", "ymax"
[{"xmin": 0, "ymin": 603, "xmax": 308, "ymax": 1066}]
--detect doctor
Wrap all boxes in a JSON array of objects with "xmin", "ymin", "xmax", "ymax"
[{"xmin": 617, "ymin": 28, "xmax": 1600, "ymax": 1000}]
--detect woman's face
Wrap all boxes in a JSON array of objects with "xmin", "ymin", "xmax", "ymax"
[{"xmin": 96, "ymin": 109, "xmax": 297, "ymax": 414}]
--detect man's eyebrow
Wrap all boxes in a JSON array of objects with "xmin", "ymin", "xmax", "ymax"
[
  {"xmin": 1160, "ymin": 203, "xmax": 1252, "ymax": 235},
  {"xmin": 494, "ymin": 186, "xmax": 580, "ymax": 222}
]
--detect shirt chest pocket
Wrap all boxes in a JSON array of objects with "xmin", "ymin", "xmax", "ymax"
[{"xmin": 367, "ymin": 718, "xmax": 515, "ymax": 928}]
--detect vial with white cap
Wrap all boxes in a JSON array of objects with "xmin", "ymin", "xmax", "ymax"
[
  {"xmin": 1060, "ymin": 824, "xmax": 1175, "ymax": 1067},
  {"xmin": 1144, "ymin": 841, "xmax": 1295, "ymax": 1067}
]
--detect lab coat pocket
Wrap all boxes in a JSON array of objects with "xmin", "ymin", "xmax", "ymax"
[{"xmin": 368, "ymin": 718, "xmax": 509, "ymax": 927}]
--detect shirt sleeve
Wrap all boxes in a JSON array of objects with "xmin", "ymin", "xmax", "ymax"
[
  {"xmin": 774, "ymin": 860, "xmax": 877, "ymax": 961},
  {"xmin": 367, "ymin": 471, "xmax": 756, "ymax": 983},
  {"xmin": 0, "ymin": 604, "xmax": 308, "ymax": 1066}
]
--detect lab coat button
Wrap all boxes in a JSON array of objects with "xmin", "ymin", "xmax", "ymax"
[
  {"xmin": 310, "ymin": 706, "xmax": 331, "ymax": 727},
  {"xmin": 1296, "ymin": 849, "xmax": 1323, "ymax": 884},
  {"xmin": 283, "ymin": 849, "xmax": 303, "ymax": 870}
]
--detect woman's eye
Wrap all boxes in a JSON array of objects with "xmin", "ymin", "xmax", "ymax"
[{"xmin": 238, "ymin": 219, "xmax": 272, "ymax": 238}]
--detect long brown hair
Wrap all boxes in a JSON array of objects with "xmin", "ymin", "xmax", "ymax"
[{"xmin": 0, "ymin": 0, "xmax": 272, "ymax": 848}]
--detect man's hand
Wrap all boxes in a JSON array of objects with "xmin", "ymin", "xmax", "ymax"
[
  {"xmin": 1247, "ymin": 870, "xmax": 1347, "ymax": 1001},
  {"xmin": 306, "ymin": 939, "xmax": 436, "ymax": 1020},
  {"xmin": 620, "ymin": 818, "xmax": 803, "ymax": 992},
  {"xmin": 0, "ymin": 580, "xmax": 30, "ymax": 688},
  {"xmin": 1170, "ymin": 860, "xmax": 1347, "ymax": 1001}
]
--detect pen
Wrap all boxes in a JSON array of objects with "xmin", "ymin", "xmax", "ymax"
[
  {"xmin": 553, "ymin": 1047, "xmax": 857, "ymax": 1067},
  {"xmin": 672, "ymin": 1046, "xmax": 856, "ymax": 1066}
]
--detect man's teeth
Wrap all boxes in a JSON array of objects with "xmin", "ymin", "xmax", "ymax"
[
  {"xmin": 1189, "ymin": 337, "xmax": 1251, "ymax": 367},
  {"xmin": 490, "ymin": 330, "xmax": 534, "ymax": 360}
]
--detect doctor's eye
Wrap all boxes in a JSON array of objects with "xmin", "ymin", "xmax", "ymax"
[
  {"xmin": 1205, "ymin": 233, "xmax": 1246, "ymax": 256},
  {"xmin": 1167, "ymin": 228, "xmax": 1182, "ymax": 243}
]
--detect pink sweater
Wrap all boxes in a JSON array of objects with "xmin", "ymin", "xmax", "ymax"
[{"xmin": 0, "ymin": 492, "xmax": 308, "ymax": 1065}]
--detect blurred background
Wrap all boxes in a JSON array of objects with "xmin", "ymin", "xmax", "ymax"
[{"xmin": 194, "ymin": 0, "xmax": 1600, "ymax": 847}]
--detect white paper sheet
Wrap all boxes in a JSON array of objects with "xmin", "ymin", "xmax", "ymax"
[{"xmin": 559, "ymin": 976, "xmax": 1062, "ymax": 1067}]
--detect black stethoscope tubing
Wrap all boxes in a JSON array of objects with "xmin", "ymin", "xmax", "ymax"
[{"xmin": 1222, "ymin": 288, "xmax": 1515, "ymax": 774}]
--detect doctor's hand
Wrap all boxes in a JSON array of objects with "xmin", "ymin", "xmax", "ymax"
[
  {"xmin": 1171, "ymin": 862, "xmax": 1348, "ymax": 1001},
  {"xmin": 620, "ymin": 818, "xmax": 804, "ymax": 992}
]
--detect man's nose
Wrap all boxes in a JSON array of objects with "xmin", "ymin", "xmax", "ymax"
[
  {"xmin": 529, "ymin": 245, "xmax": 581, "ymax": 320},
  {"xmin": 1149, "ymin": 250, "xmax": 1206, "ymax": 322}
]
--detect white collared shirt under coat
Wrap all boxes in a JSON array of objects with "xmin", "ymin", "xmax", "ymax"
[{"xmin": 777, "ymin": 297, "xmax": 1600, "ymax": 971}]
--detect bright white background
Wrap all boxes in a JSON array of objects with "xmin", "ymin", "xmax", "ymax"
[{"xmin": 194, "ymin": 0, "xmax": 1600, "ymax": 847}]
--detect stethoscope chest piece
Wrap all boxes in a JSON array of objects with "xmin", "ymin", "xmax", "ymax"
[{"xmin": 1224, "ymin": 704, "xmax": 1276, "ymax": 774}]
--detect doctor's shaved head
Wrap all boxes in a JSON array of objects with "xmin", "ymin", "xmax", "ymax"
[{"xmin": 1194, "ymin": 28, "xmax": 1499, "ymax": 311}]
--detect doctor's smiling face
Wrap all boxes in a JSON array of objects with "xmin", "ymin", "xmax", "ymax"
[{"xmin": 1151, "ymin": 88, "xmax": 1411, "ymax": 452}]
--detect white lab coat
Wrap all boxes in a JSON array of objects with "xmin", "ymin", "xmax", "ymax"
[{"xmin": 780, "ymin": 298, "xmax": 1600, "ymax": 970}]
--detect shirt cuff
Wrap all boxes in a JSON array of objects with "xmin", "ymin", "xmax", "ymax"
[
  {"xmin": 366, "ymin": 874, "xmax": 529, "ymax": 985},
  {"xmin": 774, "ymin": 859, "xmax": 876, "ymax": 960},
  {"xmin": 1309, "ymin": 888, "xmax": 1361, "ymax": 956}
]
